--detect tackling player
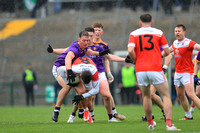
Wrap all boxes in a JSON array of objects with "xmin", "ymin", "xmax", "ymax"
[{"xmin": 49, "ymin": 30, "xmax": 110, "ymax": 122}]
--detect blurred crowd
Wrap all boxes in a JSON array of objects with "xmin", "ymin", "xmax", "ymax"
[{"xmin": 0, "ymin": 0, "xmax": 194, "ymax": 18}]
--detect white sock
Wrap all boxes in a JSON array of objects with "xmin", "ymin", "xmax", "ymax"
[
  {"xmin": 185, "ymin": 111, "xmax": 192, "ymax": 118},
  {"xmin": 89, "ymin": 111, "xmax": 94, "ymax": 116},
  {"xmin": 84, "ymin": 107, "xmax": 89, "ymax": 111},
  {"xmin": 112, "ymin": 108, "xmax": 117, "ymax": 115}
]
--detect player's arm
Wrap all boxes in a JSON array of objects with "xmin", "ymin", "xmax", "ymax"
[
  {"xmin": 128, "ymin": 46, "xmax": 136, "ymax": 62},
  {"xmin": 103, "ymin": 57, "xmax": 114, "ymax": 84},
  {"xmin": 65, "ymin": 51, "xmax": 75, "ymax": 70},
  {"xmin": 65, "ymin": 51, "xmax": 76, "ymax": 83},
  {"xmin": 195, "ymin": 44, "xmax": 200, "ymax": 51},
  {"xmin": 47, "ymin": 44, "xmax": 68, "ymax": 54},
  {"xmin": 86, "ymin": 49, "xmax": 111, "ymax": 56},
  {"xmin": 104, "ymin": 54, "xmax": 125, "ymax": 62},
  {"xmin": 194, "ymin": 55, "xmax": 200, "ymax": 85},
  {"xmin": 162, "ymin": 53, "xmax": 173, "ymax": 72},
  {"xmin": 194, "ymin": 52, "xmax": 200, "ymax": 75},
  {"xmin": 82, "ymin": 80, "xmax": 100, "ymax": 98},
  {"xmin": 161, "ymin": 47, "xmax": 170, "ymax": 57},
  {"xmin": 194, "ymin": 60, "xmax": 198, "ymax": 75},
  {"xmin": 53, "ymin": 48, "xmax": 68, "ymax": 54},
  {"xmin": 164, "ymin": 54, "xmax": 173, "ymax": 66}
]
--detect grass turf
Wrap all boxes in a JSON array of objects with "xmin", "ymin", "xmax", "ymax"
[{"xmin": 0, "ymin": 105, "xmax": 199, "ymax": 133}]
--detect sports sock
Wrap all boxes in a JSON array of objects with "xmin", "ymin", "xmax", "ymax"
[
  {"xmin": 112, "ymin": 107, "xmax": 117, "ymax": 115},
  {"xmin": 166, "ymin": 119, "xmax": 172, "ymax": 127},
  {"xmin": 79, "ymin": 109, "xmax": 84, "ymax": 114},
  {"xmin": 72, "ymin": 112, "xmax": 76, "ymax": 116},
  {"xmin": 108, "ymin": 114, "xmax": 113, "ymax": 120},
  {"xmin": 84, "ymin": 107, "xmax": 89, "ymax": 111},
  {"xmin": 162, "ymin": 110, "xmax": 166, "ymax": 120},
  {"xmin": 191, "ymin": 105, "xmax": 195, "ymax": 108},
  {"xmin": 89, "ymin": 110, "xmax": 94, "ymax": 116},
  {"xmin": 185, "ymin": 111, "xmax": 192, "ymax": 118},
  {"xmin": 147, "ymin": 119, "xmax": 153, "ymax": 125},
  {"xmin": 54, "ymin": 106, "xmax": 60, "ymax": 112}
]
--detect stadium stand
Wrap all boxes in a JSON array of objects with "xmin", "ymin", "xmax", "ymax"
[{"xmin": 0, "ymin": 0, "xmax": 200, "ymax": 105}]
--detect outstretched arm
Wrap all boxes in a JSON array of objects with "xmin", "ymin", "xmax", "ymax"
[
  {"xmin": 47, "ymin": 44, "xmax": 68, "ymax": 55},
  {"xmin": 105, "ymin": 54, "xmax": 125, "ymax": 62},
  {"xmin": 53, "ymin": 48, "xmax": 68, "ymax": 54}
]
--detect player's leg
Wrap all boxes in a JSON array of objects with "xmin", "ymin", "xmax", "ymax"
[
  {"xmin": 176, "ymin": 85, "xmax": 193, "ymax": 120},
  {"xmin": 140, "ymin": 85, "xmax": 155, "ymax": 130},
  {"xmin": 151, "ymin": 85, "xmax": 164, "ymax": 110},
  {"xmin": 185, "ymin": 83, "xmax": 200, "ymax": 110},
  {"xmin": 73, "ymin": 81, "xmax": 93, "ymax": 123},
  {"xmin": 67, "ymin": 103, "xmax": 78, "ymax": 123},
  {"xmin": 99, "ymin": 79, "xmax": 114, "ymax": 120},
  {"xmin": 153, "ymin": 81, "xmax": 180, "ymax": 131},
  {"xmin": 142, "ymin": 85, "xmax": 164, "ymax": 121},
  {"xmin": 88, "ymin": 95, "xmax": 96, "ymax": 121},
  {"xmin": 151, "ymin": 71, "xmax": 180, "ymax": 131},
  {"xmin": 190, "ymin": 85, "xmax": 200, "ymax": 113},
  {"xmin": 52, "ymin": 75, "xmax": 71, "ymax": 122},
  {"xmin": 150, "ymin": 85, "xmax": 165, "ymax": 120},
  {"xmin": 154, "ymin": 82, "xmax": 172, "ymax": 120}
]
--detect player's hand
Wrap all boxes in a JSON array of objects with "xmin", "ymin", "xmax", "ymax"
[
  {"xmin": 107, "ymin": 72, "xmax": 114, "ymax": 84},
  {"xmin": 194, "ymin": 75, "xmax": 200, "ymax": 85},
  {"xmin": 67, "ymin": 69, "xmax": 76, "ymax": 84},
  {"xmin": 72, "ymin": 95, "xmax": 83, "ymax": 104},
  {"xmin": 47, "ymin": 44, "xmax": 53, "ymax": 53},
  {"xmin": 125, "ymin": 55, "xmax": 134, "ymax": 64},
  {"xmin": 99, "ymin": 49, "xmax": 111, "ymax": 56},
  {"xmin": 162, "ymin": 65, "xmax": 168, "ymax": 74}
]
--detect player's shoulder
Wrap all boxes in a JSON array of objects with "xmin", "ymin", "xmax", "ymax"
[
  {"xmin": 130, "ymin": 27, "xmax": 163, "ymax": 36},
  {"xmin": 94, "ymin": 39, "xmax": 108, "ymax": 46}
]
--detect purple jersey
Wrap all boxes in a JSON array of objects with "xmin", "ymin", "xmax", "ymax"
[
  {"xmin": 86, "ymin": 39, "xmax": 109, "ymax": 72},
  {"xmin": 54, "ymin": 41, "xmax": 88, "ymax": 67},
  {"xmin": 196, "ymin": 51, "xmax": 200, "ymax": 62}
]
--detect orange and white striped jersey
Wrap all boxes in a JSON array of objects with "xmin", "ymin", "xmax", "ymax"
[
  {"xmin": 171, "ymin": 38, "xmax": 197, "ymax": 73},
  {"xmin": 128, "ymin": 27, "xmax": 169, "ymax": 72}
]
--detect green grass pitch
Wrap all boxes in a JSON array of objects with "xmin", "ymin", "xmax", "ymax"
[{"xmin": 0, "ymin": 105, "xmax": 199, "ymax": 133}]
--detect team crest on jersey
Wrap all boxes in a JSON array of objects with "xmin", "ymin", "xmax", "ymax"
[
  {"xmin": 93, "ymin": 47, "xmax": 96, "ymax": 50},
  {"xmin": 175, "ymin": 49, "xmax": 179, "ymax": 54}
]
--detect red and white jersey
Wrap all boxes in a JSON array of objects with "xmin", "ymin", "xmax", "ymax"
[
  {"xmin": 72, "ymin": 57, "xmax": 99, "ymax": 98},
  {"xmin": 171, "ymin": 38, "xmax": 198, "ymax": 73},
  {"xmin": 72, "ymin": 57, "xmax": 98, "ymax": 81},
  {"xmin": 128, "ymin": 27, "xmax": 169, "ymax": 72}
]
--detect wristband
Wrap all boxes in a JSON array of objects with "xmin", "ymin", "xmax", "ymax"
[{"xmin": 162, "ymin": 65, "xmax": 168, "ymax": 69}]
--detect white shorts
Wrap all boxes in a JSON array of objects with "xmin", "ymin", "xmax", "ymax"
[
  {"xmin": 174, "ymin": 72, "xmax": 193, "ymax": 87},
  {"xmin": 52, "ymin": 65, "xmax": 68, "ymax": 83},
  {"xmin": 136, "ymin": 71, "xmax": 166, "ymax": 86},
  {"xmin": 99, "ymin": 72, "xmax": 107, "ymax": 82}
]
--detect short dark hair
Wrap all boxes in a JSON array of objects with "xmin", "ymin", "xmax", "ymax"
[
  {"xmin": 81, "ymin": 70, "xmax": 92, "ymax": 84},
  {"xmin": 79, "ymin": 30, "xmax": 89, "ymax": 38},
  {"xmin": 175, "ymin": 24, "xmax": 186, "ymax": 31},
  {"xmin": 140, "ymin": 14, "xmax": 152, "ymax": 23},
  {"xmin": 92, "ymin": 22, "xmax": 103, "ymax": 29},
  {"xmin": 85, "ymin": 27, "xmax": 95, "ymax": 33}
]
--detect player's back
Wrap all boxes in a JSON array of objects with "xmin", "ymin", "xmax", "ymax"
[
  {"xmin": 72, "ymin": 57, "xmax": 97, "ymax": 75},
  {"xmin": 129, "ymin": 27, "xmax": 167, "ymax": 72}
]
